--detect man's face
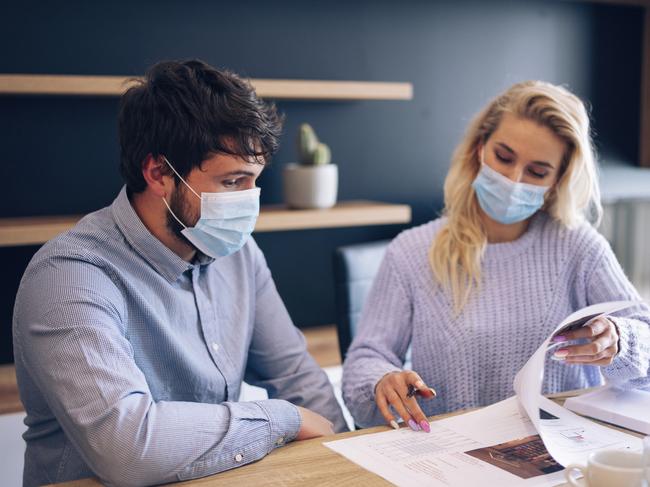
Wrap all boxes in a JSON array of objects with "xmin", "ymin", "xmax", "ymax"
[{"xmin": 166, "ymin": 152, "xmax": 264, "ymax": 239}]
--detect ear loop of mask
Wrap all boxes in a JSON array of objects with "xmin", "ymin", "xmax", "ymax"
[
  {"xmin": 162, "ymin": 155, "xmax": 202, "ymax": 199},
  {"xmin": 160, "ymin": 155, "xmax": 201, "ymax": 230},
  {"xmin": 162, "ymin": 196, "xmax": 188, "ymax": 230}
]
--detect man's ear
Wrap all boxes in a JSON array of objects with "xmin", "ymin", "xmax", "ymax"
[{"xmin": 141, "ymin": 154, "xmax": 173, "ymax": 198}]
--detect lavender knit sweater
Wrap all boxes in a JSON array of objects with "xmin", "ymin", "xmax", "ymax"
[{"xmin": 342, "ymin": 212, "xmax": 650, "ymax": 427}]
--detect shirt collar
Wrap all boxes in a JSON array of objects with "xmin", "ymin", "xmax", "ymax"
[{"xmin": 111, "ymin": 186, "xmax": 211, "ymax": 283}]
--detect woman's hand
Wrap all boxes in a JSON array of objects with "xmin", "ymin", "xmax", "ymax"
[
  {"xmin": 374, "ymin": 370, "xmax": 436, "ymax": 433},
  {"xmin": 552, "ymin": 316, "xmax": 620, "ymax": 366}
]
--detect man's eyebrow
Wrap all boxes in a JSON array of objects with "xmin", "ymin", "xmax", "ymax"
[
  {"xmin": 217, "ymin": 170, "xmax": 257, "ymax": 178},
  {"xmin": 495, "ymin": 142, "xmax": 555, "ymax": 169}
]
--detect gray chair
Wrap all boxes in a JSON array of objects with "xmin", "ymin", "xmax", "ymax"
[{"xmin": 333, "ymin": 240, "xmax": 389, "ymax": 361}]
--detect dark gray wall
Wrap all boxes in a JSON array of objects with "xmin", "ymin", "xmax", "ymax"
[{"xmin": 0, "ymin": 0, "xmax": 643, "ymax": 363}]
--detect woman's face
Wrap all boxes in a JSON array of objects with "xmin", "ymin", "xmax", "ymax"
[{"xmin": 482, "ymin": 112, "xmax": 566, "ymax": 187}]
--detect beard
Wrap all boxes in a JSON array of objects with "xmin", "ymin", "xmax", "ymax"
[{"xmin": 165, "ymin": 182, "xmax": 199, "ymax": 244}]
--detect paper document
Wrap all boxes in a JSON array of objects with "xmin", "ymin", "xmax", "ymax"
[
  {"xmin": 325, "ymin": 300, "xmax": 644, "ymax": 486},
  {"xmin": 564, "ymin": 386, "xmax": 650, "ymax": 435},
  {"xmin": 327, "ymin": 397, "xmax": 566, "ymax": 486},
  {"xmin": 513, "ymin": 300, "xmax": 642, "ymax": 466}
]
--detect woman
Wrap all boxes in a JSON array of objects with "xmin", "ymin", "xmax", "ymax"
[{"xmin": 342, "ymin": 81, "xmax": 650, "ymax": 432}]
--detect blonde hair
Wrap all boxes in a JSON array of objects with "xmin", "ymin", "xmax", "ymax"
[{"xmin": 430, "ymin": 81, "xmax": 602, "ymax": 312}]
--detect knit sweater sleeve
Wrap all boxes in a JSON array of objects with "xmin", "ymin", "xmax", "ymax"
[
  {"xmin": 584, "ymin": 237, "xmax": 650, "ymax": 388},
  {"xmin": 341, "ymin": 244, "xmax": 413, "ymax": 427}
]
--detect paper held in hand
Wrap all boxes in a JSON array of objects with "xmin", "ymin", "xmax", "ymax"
[{"xmin": 325, "ymin": 300, "xmax": 645, "ymax": 487}]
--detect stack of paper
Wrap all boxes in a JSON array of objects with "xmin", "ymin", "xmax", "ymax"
[{"xmin": 564, "ymin": 386, "xmax": 650, "ymax": 435}]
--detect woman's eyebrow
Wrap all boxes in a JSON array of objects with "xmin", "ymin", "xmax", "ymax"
[
  {"xmin": 496, "ymin": 142, "xmax": 515, "ymax": 154},
  {"xmin": 495, "ymin": 142, "xmax": 555, "ymax": 169},
  {"xmin": 532, "ymin": 161, "xmax": 555, "ymax": 169}
]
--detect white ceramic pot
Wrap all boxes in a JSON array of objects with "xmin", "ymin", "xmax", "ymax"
[{"xmin": 283, "ymin": 163, "xmax": 338, "ymax": 209}]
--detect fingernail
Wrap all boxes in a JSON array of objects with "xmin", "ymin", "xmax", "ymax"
[
  {"xmin": 390, "ymin": 420, "xmax": 399, "ymax": 430},
  {"xmin": 419, "ymin": 420, "xmax": 431, "ymax": 433},
  {"xmin": 408, "ymin": 419, "xmax": 420, "ymax": 431},
  {"xmin": 415, "ymin": 380, "xmax": 425, "ymax": 388},
  {"xmin": 553, "ymin": 335, "xmax": 567, "ymax": 343},
  {"xmin": 554, "ymin": 349, "xmax": 569, "ymax": 358}
]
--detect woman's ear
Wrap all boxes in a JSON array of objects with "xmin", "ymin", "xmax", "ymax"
[{"xmin": 477, "ymin": 143, "xmax": 485, "ymax": 165}]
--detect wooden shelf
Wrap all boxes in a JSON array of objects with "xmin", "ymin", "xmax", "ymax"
[
  {"xmin": 0, "ymin": 364, "xmax": 21, "ymax": 415},
  {"xmin": 0, "ymin": 216, "xmax": 83, "ymax": 247},
  {"xmin": 0, "ymin": 74, "xmax": 413, "ymax": 101},
  {"xmin": 254, "ymin": 201, "xmax": 411, "ymax": 232},
  {"xmin": 250, "ymin": 79, "xmax": 412, "ymax": 100},
  {"xmin": 0, "ymin": 201, "xmax": 411, "ymax": 247}
]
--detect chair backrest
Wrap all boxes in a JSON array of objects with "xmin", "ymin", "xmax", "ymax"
[
  {"xmin": 0, "ymin": 411, "xmax": 26, "ymax": 487},
  {"xmin": 333, "ymin": 240, "xmax": 389, "ymax": 361}
]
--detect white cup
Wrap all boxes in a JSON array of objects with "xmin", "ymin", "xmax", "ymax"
[{"xmin": 565, "ymin": 449, "xmax": 644, "ymax": 487}]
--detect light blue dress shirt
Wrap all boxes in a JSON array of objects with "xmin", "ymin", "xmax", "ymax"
[{"xmin": 13, "ymin": 186, "xmax": 346, "ymax": 487}]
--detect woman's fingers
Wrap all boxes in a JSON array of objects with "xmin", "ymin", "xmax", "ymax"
[
  {"xmin": 560, "ymin": 317, "xmax": 609, "ymax": 341},
  {"xmin": 405, "ymin": 370, "xmax": 437, "ymax": 399},
  {"xmin": 402, "ymin": 393, "xmax": 430, "ymax": 431},
  {"xmin": 560, "ymin": 333, "xmax": 610, "ymax": 357},
  {"xmin": 565, "ymin": 344, "xmax": 618, "ymax": 364},
  {"xmin": 558, "ymin": 317, "xmax": 617, "ymax": 345},
  {"xmin": 375, "ymin": 371, "xmax": 435, "ymax": 432},
  {"xmin": 401, "ymin": 372, "xmax": 432, "ymax": 430},
  {"xmin": 385, "ymin": 388, "xmax": 415, "ymax": 428},
  {"xmin": 375, "ymin": 390, "xmax": 399, "ymax": 429},
  {"xmin": 555, "ymin": 317, "xmax": 619, "ymax": 366}
]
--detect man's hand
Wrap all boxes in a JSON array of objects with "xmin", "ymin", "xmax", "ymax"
[
  {"xmin": 295, "ymin": 406, "xmax": 335, "ymax": 440},
  {"xmin": 552, "ymin": 316, "xmax": 619, "ymax": 366}
]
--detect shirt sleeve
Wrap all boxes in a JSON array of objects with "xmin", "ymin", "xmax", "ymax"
[
  {"xmin": 583, "ymin": 240, "xmax": 650, "ymax": 388},
  {"xmin": 341, "ymin": 246, "xmax": 412, "ymax": 427},
  {"xmin": 13, "ymin": 252, "xmax": 302, "ymax": 487},
  {"xmin": 243, "ymin": 241, "xmax": 348, "ymax": 433}
]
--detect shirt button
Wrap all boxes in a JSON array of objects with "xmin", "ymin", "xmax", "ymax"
[
  {"xmin": 276, "ymin": 437, "xmax": 285, "ymax": 446},
  {"xmin": 211, "ymin": 342, "xmax": 219, "ymax": 352},
  {"xmin": 234, "ymin": 453, "xmax": 243, "ymax": 462}
]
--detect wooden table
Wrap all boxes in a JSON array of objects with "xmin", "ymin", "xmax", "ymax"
[{"xmin": 49, "ymin": 391, "xmax": 644, "ymax": 487}]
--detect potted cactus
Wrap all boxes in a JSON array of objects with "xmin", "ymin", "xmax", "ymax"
[{"xmin": 283, "ymin": 123, "xmax": 338, "ymax": 209}]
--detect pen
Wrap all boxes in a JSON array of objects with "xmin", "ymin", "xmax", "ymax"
[{"xmin": 406, "ymin": 383, "xmax": 437, "ymax": 399}]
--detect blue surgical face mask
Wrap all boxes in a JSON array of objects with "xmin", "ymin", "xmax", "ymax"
[
  {"xmin": 161, "ymin": 156, "xmax": 260, "ymax": 258},
  {"xmin": 472, "ymin": 150, "xmax": 549, "ymax": 225}
]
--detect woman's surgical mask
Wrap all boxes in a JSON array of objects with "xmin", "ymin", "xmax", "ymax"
[
  {"xmin": 472, "ymin": 150, "xmax": 550, "ymax": 225},
  {"xmin": 161, "ymin": 156, "xmax": 260, "ymax": 258}
]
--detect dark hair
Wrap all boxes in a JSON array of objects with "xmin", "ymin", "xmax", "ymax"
[{"xmin": 118, "ymin": 59, "xmax": 284, "ymax": 193}]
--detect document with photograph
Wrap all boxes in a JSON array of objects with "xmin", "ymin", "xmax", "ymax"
[{"xmin": 325, "ymin": 300, "xmax": 643, "ymax": 487}]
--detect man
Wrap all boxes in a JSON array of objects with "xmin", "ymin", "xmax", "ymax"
[{"xmin": 13, "ymin": 59, "xmax": 347, "ymax": 487}]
